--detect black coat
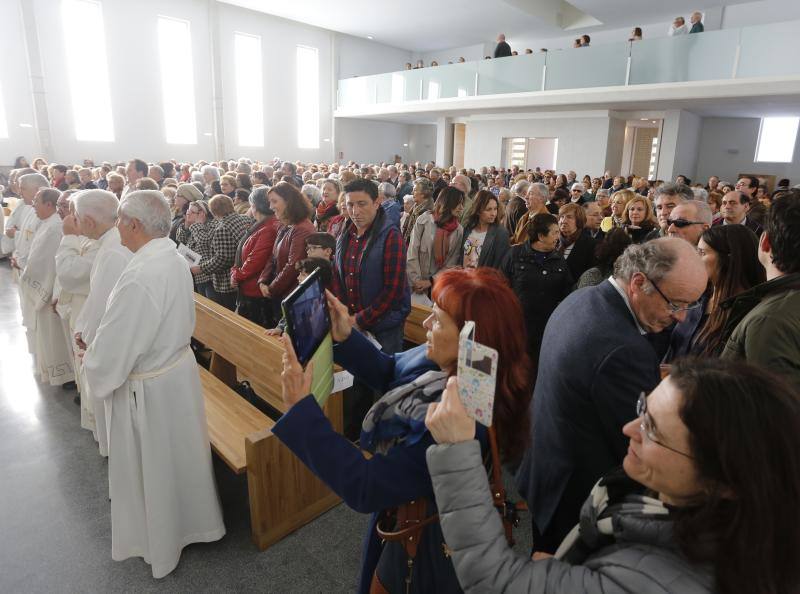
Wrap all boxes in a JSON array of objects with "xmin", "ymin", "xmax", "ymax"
[
  {"xmin": 494, "ymin": 41, "xmax": 512, "ymax": 58},
  {"xmin": 563, "ymin": 229, "xmax": 597, "ymax": 282},
  {"xmin": 502, "ymin": 244, "xmax": 573, "ymax": 361},
  {"xmin": 460, "ymin": 223, "xmax": 511, "ymax": 270},
  {"xmin": 515, "ymin": 280, "xmax": 661, "ymax": 551}
]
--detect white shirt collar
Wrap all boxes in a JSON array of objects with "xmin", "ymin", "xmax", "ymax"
[{"xmin": 608, "ymin": 277, "xmax": 647, "ymax": 335}]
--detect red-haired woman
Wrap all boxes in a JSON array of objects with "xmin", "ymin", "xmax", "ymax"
[{"xmin": 275, "ymin": 268, "xmax": 532, "ymax": 594}]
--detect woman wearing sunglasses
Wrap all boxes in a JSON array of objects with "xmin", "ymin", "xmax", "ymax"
[{"xmin": 425, "ymin": 357, "xmax": 800, "ymax": 594}]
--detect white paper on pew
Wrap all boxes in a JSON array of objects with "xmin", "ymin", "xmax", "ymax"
[
  {"xmin": 333, "ymin": 370, "xmax": 354, "ymax": 392},
  {"xmin": 411, "ymin": 292, "xmax": 433, "ymax": 307}
]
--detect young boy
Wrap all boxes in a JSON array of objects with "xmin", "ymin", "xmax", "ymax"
[
  {"xmin": 305, "ymin": 232, "xmax": 335, "ymax": 261},
  {"xmin": 266, "ymin": 257, "xmax": 332, "ymax": 336}
]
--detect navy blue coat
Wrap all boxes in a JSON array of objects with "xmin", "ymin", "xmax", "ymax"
[
  {"xmin": 515, "ymin": 280, "xmax": 661, "ymax": 550},
  {"xmin": 272, "ymin": 329, "xmax": 486, "ymax": 594}
]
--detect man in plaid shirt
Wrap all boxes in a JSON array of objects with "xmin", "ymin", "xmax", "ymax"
[
  {"xmin": 333, "ymin": 178, "xmax": 411, "ymax": 439},
  {"xmin": 191, "ymin": 195, "xmax": 250, "ymax": 310}
]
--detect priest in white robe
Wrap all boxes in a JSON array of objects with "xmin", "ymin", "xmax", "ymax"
[
  {"xmin": 19, "ymin": 188, "xmax": 75, "ymax": 386},
  {"xmin": 73, "ymin": 190, "xmax": 132, "ymax": 456},
  {"xmin": 53, "ymin": 194, "xmax": 100, "ymax": 425},
  {"xmin": 82, "ymin": 190, "xmax": 225, "ymax": 578}
]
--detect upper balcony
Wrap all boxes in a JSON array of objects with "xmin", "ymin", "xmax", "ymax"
[{"xmin": 335, "ymin": 20, "xmax": 800, "ymax": 119}]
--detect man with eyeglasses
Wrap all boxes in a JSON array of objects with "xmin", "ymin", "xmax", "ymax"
[
  {"xmin": 666, "ymin": 200, "xmax": 712, "ymax": 246},
  {"xmin": 516, "ymin": 237, "xmax": 707, "ymax": 554}
]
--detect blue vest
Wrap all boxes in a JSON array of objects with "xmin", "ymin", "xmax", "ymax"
[{"xmin": 335, "ymin": 208, "xmax": 411, "ymax": 333}]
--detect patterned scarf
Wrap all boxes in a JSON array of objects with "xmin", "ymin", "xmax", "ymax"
[
  {"xmin": 360, "ymin": 370, "xmax": 448, "ymax": 455},
  {"xmin": 433, "ymin": 214, "xmax": 459, "ymax": 268},
  {"xmin": 315, "ymin": 200, "xmax": 339, "ymax": 228},
  {"xmin": 557, "ymin": 229, "xmax": 581, "ymax": 254},
  {"xmin": 555, "ymin": 469, "xmax": 670, "ymax": 564},
  {"xmin": 402, "ymin": 199, "xmax": 432, "ymax": 244}
]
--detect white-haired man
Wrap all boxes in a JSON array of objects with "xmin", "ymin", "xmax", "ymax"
[
  {"xmin": 9, "ymin": 173, "xmax": 50, "ymax": 273},
  {"xmin": 73, "ymin": 190, "xmax": 132, "ymax": 456},
  {"xmin": 20, "ymin": 188, "xmax": 75, "ymax": 387},
  {"xmin": 82, "ymin": 190, "xmax": 225, "ymax": 578}
]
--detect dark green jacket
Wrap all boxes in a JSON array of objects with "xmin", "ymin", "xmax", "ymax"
[{"xmin": 720, "ymin": 273, "xmax": 800, "ymax": 390}]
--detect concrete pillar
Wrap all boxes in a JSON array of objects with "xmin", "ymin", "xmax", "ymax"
[
  {"xmin": 207, "ymin": 0, "xmax": 225, "ymax": 161},
  {"xmin": 18, "ymin": 0, "xmax": 52, "ymax": 159},
  {"xmin": 435, "ymin": 116, "xmax": 454, "ymax": 167}
]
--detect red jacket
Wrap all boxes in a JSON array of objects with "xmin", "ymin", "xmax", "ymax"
[
  {"xmin": 258, "ymin": 219, "xmax": 315, "ymax": 300},
  {"xmin": 231, "ymin": 217, "xmax": 281, "ymax": 298}
]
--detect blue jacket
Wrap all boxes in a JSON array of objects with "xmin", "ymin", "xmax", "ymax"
[
  {"xmin": 516, "ymin": 280, "xmax": 661, "ymax": 548},
  {"xmin": 272, "ymin": 329, "xmax": 485, "ymax": 593},
  {"xmin": 334, "ymin": 208, "xmax": 411, "ymax": 333}
]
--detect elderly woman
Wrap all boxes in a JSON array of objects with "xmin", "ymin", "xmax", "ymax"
[
  {"xmin": 314, "ymin": 178, "xmax": 341, "ymax": 233},
  {"xmin": 425, "ymin": 357, "xmax": 800, "ymax": 594},
  {"xmin": 503, "ymin": 213, "xmax": 573, "ymax": 363},
  {"xmin": 179, "ymin": 200, "xmax": 214, "ymax": 296},
  {"xmin": 622, "ymin": 194, "xmax": 660, "ymax": 243},
  {"xmin": 190, "ymin": 195, "xmax": 251, "ymax": 310},
  {"xmin": 170, "ymin": 183, "xmax": 203, "ymax": 242},
  {"xmin": 220, "ymin": 174, "xmax": 237, "ymax": 199},
  {"xmin": 557, "ymin": 203, "xmax": 597, "ymax": 281},
  {"xmin": 257, "ymin": 181, "xmax": 315, "ymax": 319},
  {"xmin": 230, "ymin": 187, "xmax": 281, "ymax": 327},
  {"xmin": 301, "ymin": 183, "xmax": 322, "ymax": 208},
  {"xmin": 402, "ymin": 177, "xmax": 434, "ymax": 244},
  {"xmin": 460, "ymin": 190, "xmax": 511, "ymax": 269},
  {"xmin": 201, "ymin": 164, "xmax": 222, "ymax": 198},
  {"xmin": 407, "ymin": 187, "xmax": 464, "ymax": 297},
  {"xmin": 275, "ymin": 268, "xmax": 533, "ymax": 594},
  {"xmin": 378, "ymin": 181, "xmax": 401, "ymax": 227},
  {"xmin": 600, "ymin": 189, "xmax": 631, "ymax": 231}
]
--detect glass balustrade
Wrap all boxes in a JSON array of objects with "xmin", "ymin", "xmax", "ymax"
[
  {"xmin": 544, "ymin": 43, "xmax": 629, "ymax": 90},
  {"xmin": 629, "ymin": 28, "xmax": 739, "ymax": 85},
  {"xmin": 336, "ymin": 20, "xmax": 800, "ymax": 110}
]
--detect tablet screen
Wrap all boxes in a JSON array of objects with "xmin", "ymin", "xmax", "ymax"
[{"xmin": 282, "ymin": 269, "xmax": 331, "ymax": 367}]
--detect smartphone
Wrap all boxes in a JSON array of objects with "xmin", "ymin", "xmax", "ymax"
[{"xmin": 456, "ymin": 321, "xmax": 498, "ymax": 427}]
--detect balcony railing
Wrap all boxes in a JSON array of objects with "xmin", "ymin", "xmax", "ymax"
[{"xmin": 337, "ymin": 20, "xmax": 800, "ymax": 110}]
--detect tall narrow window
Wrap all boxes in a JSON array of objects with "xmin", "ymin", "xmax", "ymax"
[
  {"xmin": 234, "ymin": 33, "xmax": 263, "ymax": 147},
  {"xmin": 0, "ymin": 83, "xmax": 8, "ymax": 139},
  {"xmin": 755, "ymin": 116, "xmax": 799, "ymax": 163},
  {"xmin": 61, "ymin": 0, "xmax": 114, "ymax": 141},
  {"xmin": 157, "ymin": 16, "xmax": 196, "ymax": 144},
  {"xmin": 296, "ymin": 45, "xmax": 319, "ymax": 149}
]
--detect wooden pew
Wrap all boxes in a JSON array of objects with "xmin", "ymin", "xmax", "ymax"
[
  {"xmin": 404, "ymin": 303, "xmax": 431, "ymax": 346},
  {"xmin": 193, "ymin": 294, "xmax": 343, "ymax": 550}
]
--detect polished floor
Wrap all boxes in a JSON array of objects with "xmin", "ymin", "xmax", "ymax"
[{"xmin": 0, "ymin": 259, "xmax": 367, "ymax": 593}]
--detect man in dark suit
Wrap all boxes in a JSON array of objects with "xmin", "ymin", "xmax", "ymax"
[
  {"xmin": 689, "ymin": 11, "xmax": 705, "ymax": 33},
  {"xmin": 713, "ymin": 190, "xmax": 763, "ymax": 235},
  {"xmin": 494, "ymin": 33, "xmax": 512, "ymax": 58},
  {"xmin": 516, "ymin": 237, "xmax": 708, "ymax": 553}
]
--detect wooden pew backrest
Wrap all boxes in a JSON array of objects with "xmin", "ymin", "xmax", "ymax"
[{"xmin": 404, "ymin": 303, "xmax": 430, "ymax": 346}]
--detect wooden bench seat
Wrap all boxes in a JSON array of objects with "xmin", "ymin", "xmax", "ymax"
[
  {"xmin": 193, "ymin": 294, "xmax": 344, "ymax": 550},
  {"xmin": 199, "ymin": 366, "xmax": 272, "ymax": 474},
  {"xmin": 404, "ymin": 303, "xmax": 430, "ymax": 346}
]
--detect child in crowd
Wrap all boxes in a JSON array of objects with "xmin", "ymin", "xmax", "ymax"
[
  {"xmin": 266, "ymin": 257, "xmax": 333, "ymax": 336},
  {"xmin": 304, "ymin": 231, "xmax": 335, "ymax": 261}
]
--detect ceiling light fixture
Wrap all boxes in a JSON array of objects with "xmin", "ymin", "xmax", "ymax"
[
  {"xmin": 640, "ymin": 118, "xmax": 648, "ymax": 121},
  {"xmin": 323, "ymin": 138, "xmax": 331, "ymax": 142},
  {"xmin": 203, "ymin": 132, "xmax": 213, "ymax": 136},
  {"xmin": 19, "ymin": 123, "xmax": 33, "ymax": 128},
  {"xmin": 366, "ymin": 35, "xmax": 374, "ymax": 40},
  {"xmin": 403, "ymin": 143, "xmax": 408, "ymax": 147}
]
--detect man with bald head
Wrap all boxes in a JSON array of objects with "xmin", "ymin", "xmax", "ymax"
[
  {"xmin": 73, "ymin": 190, "xmax": 132, "ymax": 456},
  {"xmin": 517, "ymin": 237, "xmax": 708, "ymax": 553},
  {"xmin": 83, "ymin": 190, "xmax": 225, "ymax": 578},
  {"xmin": 20, "ymin": 188, "xmax": 76, "ymax": 386},
  {"xmin": 494, "ymin": 33, "xmax": 512, "ymax": 58},
  {"xmin": 667, "ymin": 200, "xmax": 712, "ymax": 246}
]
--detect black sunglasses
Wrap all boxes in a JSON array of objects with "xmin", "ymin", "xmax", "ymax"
[{"xmin": 667, "ymin": 218, "xmax": 705, "ymax": 228}]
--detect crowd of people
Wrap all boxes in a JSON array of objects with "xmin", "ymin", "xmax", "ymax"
[
  {"xmin": 3, "ymin": 152, "xmax": 800, "ymax": 593},
  {"xmin": 401, "ymin": 15, "xmax": 707, "ymax": 70}
]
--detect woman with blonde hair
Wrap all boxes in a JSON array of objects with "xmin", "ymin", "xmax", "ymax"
[{"xmin": 622, "ymin": 194, "xmax": 659, "ymax": 243}]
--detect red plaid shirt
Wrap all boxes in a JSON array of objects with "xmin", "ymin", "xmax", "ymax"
[{"xmin": 333, "ymin": 222, "xmax": 406, "ymax": 329}]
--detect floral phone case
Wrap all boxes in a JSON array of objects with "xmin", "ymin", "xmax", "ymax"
[{"xmin": 457, "ymin": 321, "xmax": 498, "ymax": 427}]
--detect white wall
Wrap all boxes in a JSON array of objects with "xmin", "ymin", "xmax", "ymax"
[
  {"xmin": 334, "ymin": 119, "xmax": 409, "ymax": 165},
  {"xmin": 412, "ymin": 43, "xmax": 485, "ymax": 66},
  {"xmin": 408, "ymin": 124, "xmax": 436, "ymax": 165},
  {"xmin": 695, "ymin": 116, "xmax": 800, "ymax": 184},
  {"xmin": 721, "ymin": 0, "xmax": 800, "ymax": 28},
  {"xmin": 336, "ymin": 35, "xmax": 411, "ymax": 79},
  {"xmin": 463, "ymin": 114, "xmax": 613, "ymax": 175},
  {"xmin": 657, "ymin": 109, "xmax": 702, "ymax": 181}
]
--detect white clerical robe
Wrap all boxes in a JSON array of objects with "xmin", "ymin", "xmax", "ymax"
[
  {"xmin": 13, "ymin": 204, "xmax": 41, "ymax": 271},
  {"xmin": 54, "ymin": 234, "xmax": 99, "ymax": 429},
  {"xmin": 83, "ymin": 237, "xmax": 225, "ymax": 578},
  {"xmin": 74, "ymin": 227, "xmax": 132, "ymax": 456},
  {"xmin": 20, "ymin": 213, "xmax": 75, "ymax": 385},
  {"xmin": 3, "ymin": 200, "xmax": 28, "ymax": 256}
]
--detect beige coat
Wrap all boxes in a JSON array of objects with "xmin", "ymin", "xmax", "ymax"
[{"xmin": 406, "ymin": 211, "xmax": 463, "ymax": 285}]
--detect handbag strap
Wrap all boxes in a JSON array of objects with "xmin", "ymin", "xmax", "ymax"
[
  {"xmin": 488, "ymin": 425, "xmax": 515, "ymax": 546},
  {"xmin": 376, "ymin": 498, "xmax": 438, "ymax": 559}
]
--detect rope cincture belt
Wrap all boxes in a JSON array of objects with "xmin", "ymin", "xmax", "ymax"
[{"xmin": 127, "ymin": 346, "xmax": 193, "ymax": 381}]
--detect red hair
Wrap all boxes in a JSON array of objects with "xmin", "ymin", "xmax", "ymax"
[{"xmin": 432, "ymin": 267, "xmax": 532, "ymax": 462}]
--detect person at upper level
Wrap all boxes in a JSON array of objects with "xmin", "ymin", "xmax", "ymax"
[
  {"xmin": 494, "ymin": 33, "xmax": 512, "ymax": 58},
  {"xmin": 689, "ymin": 11, "xmax": 705, "ymax": 33},
  {"xmin": 668, "ymin": 16, "xmax": 689, "ymax": 36}
]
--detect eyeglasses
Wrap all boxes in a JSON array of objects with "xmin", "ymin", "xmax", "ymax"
[
  {"xmin": 637, "ymin": 392, "xmax": 694, "ymax": 458},
  {"xmin": 667, "ymin": 218, "xmax": 705, "ymax": 229},
  {"xmin": 644, "ymin": 275, "xmax": 702, "ymax": 313}
]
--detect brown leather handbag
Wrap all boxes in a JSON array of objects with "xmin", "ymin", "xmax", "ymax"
[{"xmin": 372, "ymin": 427, "xmax": 517, "ymax": 593}]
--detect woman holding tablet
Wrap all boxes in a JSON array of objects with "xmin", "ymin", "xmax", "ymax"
[{"xmin": 274, "ymin": 268, "xmax": 532, "ymax": 594}]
